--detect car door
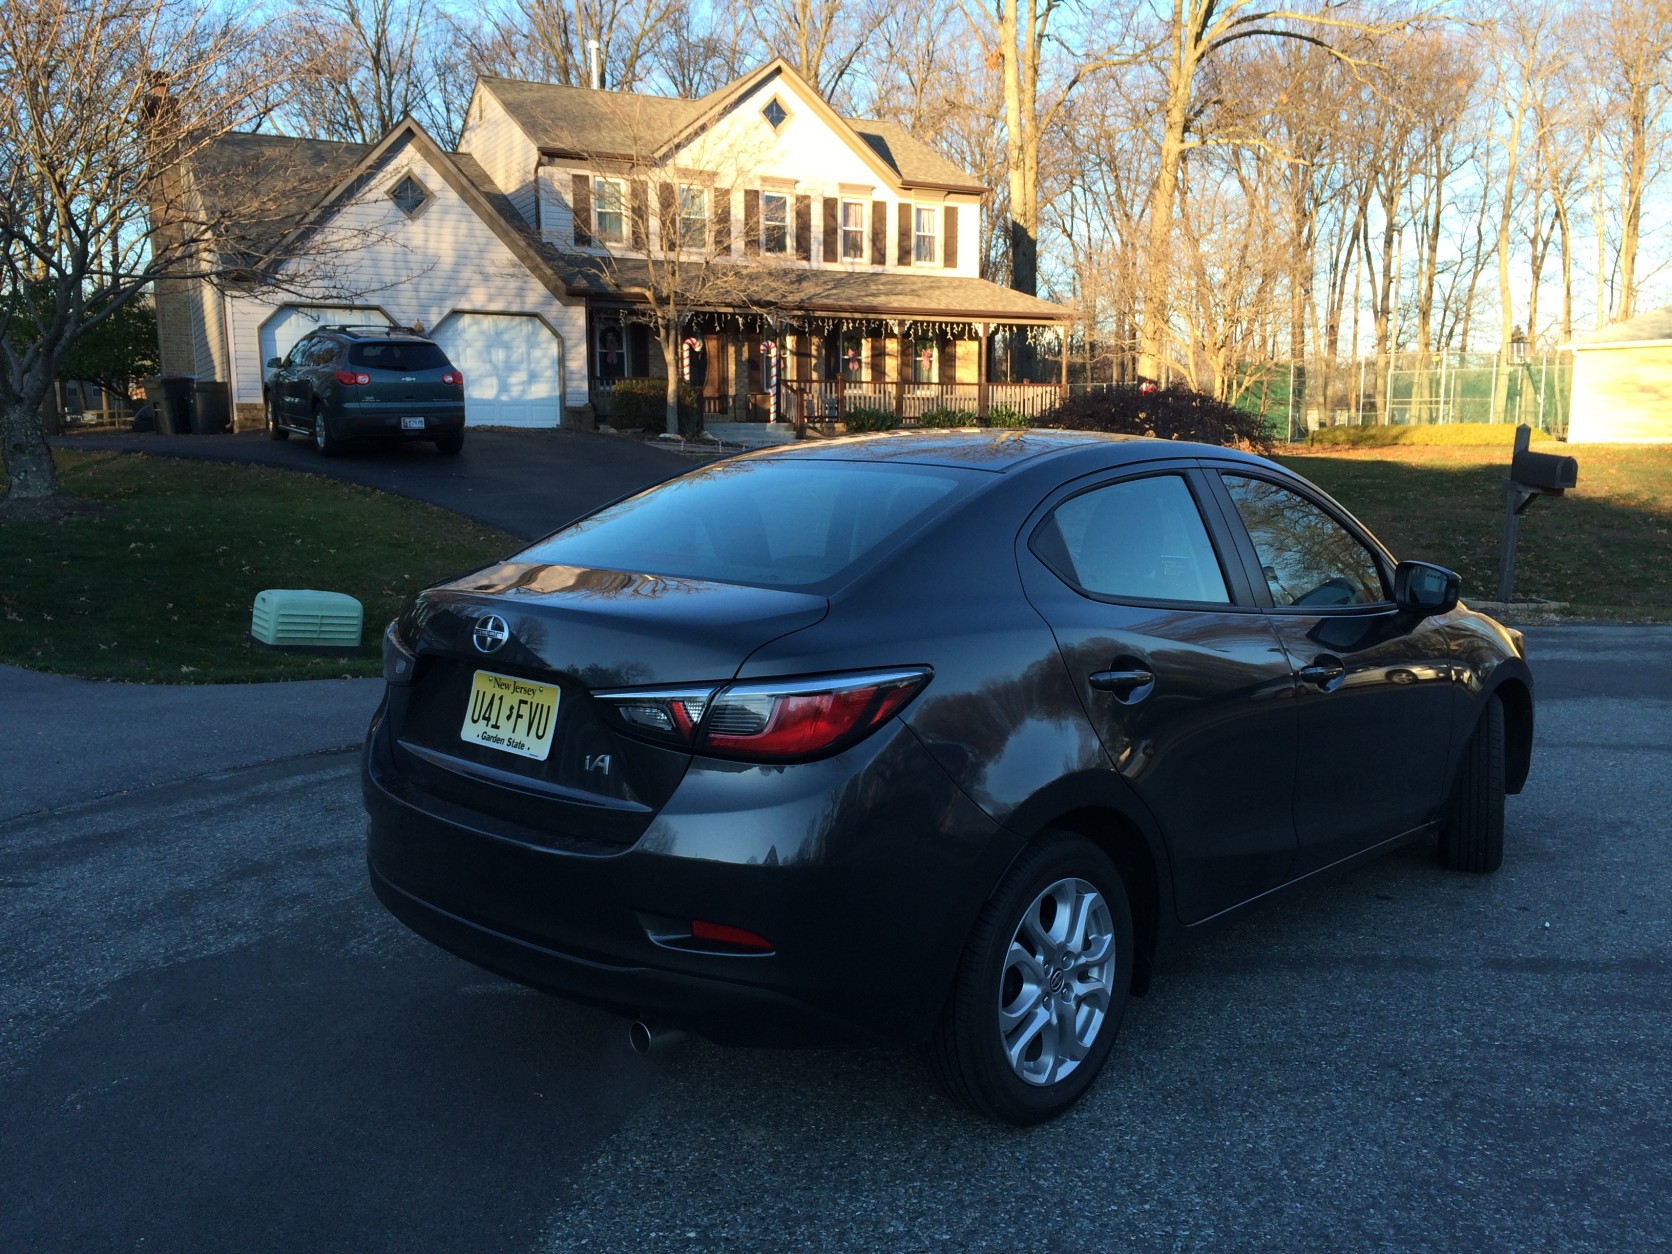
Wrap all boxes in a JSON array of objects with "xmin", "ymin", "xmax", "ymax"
[
  {"xmin": 1205, "ymin": 468, "xmax": 1456, "ymax": 872},
  {"xmin": 277, "ymin": 336, "xmax": 314, "ymax": 420},
  {"xmin": 1017, "ymin": 465, "xmax": 1302, "ymax": 924}
]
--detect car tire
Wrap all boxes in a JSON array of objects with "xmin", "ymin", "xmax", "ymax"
[
  {"xmin": 930, "ymin": 830, "xmax": 1133, "ymax": 1125},
  {"xmin": 434, "ymin": 433, "xmax": 464, "ymax": 456},
  {"xmin": 1438, "ymin": 694, "xmax": 1505, "ymax": 873},
  {"xmin": 265, "ymin": 394, "xmax": 288, "ymax": 441},
  {"xmin": 312, "ymin": 406, "xmax": 340, "ymax": 457}
]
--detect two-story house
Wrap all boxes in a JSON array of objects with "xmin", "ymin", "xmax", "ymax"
[{"xmin": 155, "ymin": 58, "xmax": 1071, "ymax": 433}]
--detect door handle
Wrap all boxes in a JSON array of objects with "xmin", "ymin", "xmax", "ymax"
[
  {"xmin": 1296, "ymin": 657, "xmax": 1346, "ymax": 690},
  {"xmin": 1089, "ymin": 669, "xmax": 1156, "ymax": 700}
]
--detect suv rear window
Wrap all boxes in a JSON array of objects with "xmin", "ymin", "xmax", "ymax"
[
  {"xmin": 348, "ymin": 341, "xmax": 450, "ymax": 371},
  {"xmin": 516, "ymin": 459, "xmax": 971, "ymax": 589}
]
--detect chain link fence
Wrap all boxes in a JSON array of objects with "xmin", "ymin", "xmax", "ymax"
[{"xmin": 1229, "ymin": 352, "xmax": 1573, "ymax": 441}]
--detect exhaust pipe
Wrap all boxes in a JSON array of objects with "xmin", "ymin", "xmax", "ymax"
[{"xmin": 628, "ymin": 1021, "xmax": 686, "ymax": 1054}]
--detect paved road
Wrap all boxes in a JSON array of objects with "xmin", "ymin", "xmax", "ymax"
[
  {"xmin": 55, "ymin": 428, "xmax": 691, "ymax": 540},
  {"xmin": 2, "ymin": 625, "xmax": 1668, "ymax": 1250}
]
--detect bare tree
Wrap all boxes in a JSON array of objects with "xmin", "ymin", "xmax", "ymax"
[
  {"xmin": 1583, "ymin": 0, "xmax": 1672, "ymax": 324},
  {"xmin": 956, "ymin": 0, "xmax": 1144, "ymax": 297},
  {"xmin": 267, "ymin": 0, "xmax": 444, "ymax": 144},
  {"xmin": 746, "ymin": 0, "xmax": 867, "ymax": 100},
  {"xmin": 1132, "ymin": 1, "xmax": 1418, "ymax": 383},
  {"xmin": 0, "ymin": 0, "xmax": 305, "ymax": 505},
  {"xmin": 457, "ymin": 0, "xmax": 679, "ymax": 94}
]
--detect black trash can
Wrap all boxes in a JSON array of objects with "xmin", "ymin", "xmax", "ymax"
[
  {"xmin": 142, "ymin": 376, "xmax": 195, "ymax": 435},
  {"xmin": 191, "ymin": 381, "xmax": 231, "ymax": 434}
]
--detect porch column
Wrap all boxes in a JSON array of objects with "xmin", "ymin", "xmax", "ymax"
[
  {"xmin": 895, "ymin": 326, "xmax": 907, "ymax": 421},
  {"xmin": 1058, "ymin": 324, "xmax": 1069, "ymax": 400},
  {"xmin": 978, "ymin": 323, "xmax": 990, "ymax": 419}
]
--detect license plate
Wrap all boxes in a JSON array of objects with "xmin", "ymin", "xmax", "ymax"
[
  {"xmin": 401, "ymin": 416, "xmax": 425, "ymax": 430},
  {"xmin": 460, "ymin": 670, "xmax": 559, "ymax": 761}
]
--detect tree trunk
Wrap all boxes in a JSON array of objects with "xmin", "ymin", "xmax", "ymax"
[
  {"xmin": 660, "ymin": 327, "xmax": 681, "ymax": 436},
  {"xmin": 2, "ymin": 393, "xmax": 60, "ymax": 500}
]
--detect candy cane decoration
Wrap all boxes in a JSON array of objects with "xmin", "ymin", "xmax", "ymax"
[
  {"xmin": 681, "ymin": 336, "xmax": 700, "ymax": 382},
  {"xmin": 761, "ymin": 339, "xmax": 779, "ymax": 423}
]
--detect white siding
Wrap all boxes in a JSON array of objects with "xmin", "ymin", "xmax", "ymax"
[
  {"xmin": 222, "ymin": 142, "xmax": 586, "ymax": 411},
  {"xmin": 457, "ymin": 85, "xmax": 538, "ymax": 227}
]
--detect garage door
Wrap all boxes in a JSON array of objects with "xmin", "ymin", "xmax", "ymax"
[
  {"xmin": 432, "ymin": 313, "xmax": 564, "ymax": 428},
  {"xmin": 258, "ymin": 306, "xmax": 390, "ymax": 371}
]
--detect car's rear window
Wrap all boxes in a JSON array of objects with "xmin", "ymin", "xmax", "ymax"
[
  {"xmin": 515, "ymin": 459, "xmax": 973, "ymax": 589},
  {"xmin": 348, "ymin": 341, "xmax": 450, "ymax": 371}
]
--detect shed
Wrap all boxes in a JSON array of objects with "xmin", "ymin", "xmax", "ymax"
[{"xmin": 1567, "ymin": 307, "xmax": 1672, "ymax": 442}]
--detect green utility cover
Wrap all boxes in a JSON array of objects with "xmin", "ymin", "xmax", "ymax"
[{"xmin": 250, "ymin": 588, "xmax": 363, "ymax": 650}]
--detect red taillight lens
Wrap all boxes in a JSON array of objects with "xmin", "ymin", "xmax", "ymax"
[
  {"xmin": 690, "ymin": 920, "xmax": 774, "ymax": 951},
  {"xmin": 699, "ymin": 669, "xmax": 929, "ymax": 761},
  {"xmin": 594, "ymin": 668, "xmax": 930, "ymax": 761},
  {"xmin": 442, "ymin": 370, "xmax": 463, "ymax": 386},
  {"xmin": 334, "ymin": 370, "xmax": 370, "ymax": 385}
]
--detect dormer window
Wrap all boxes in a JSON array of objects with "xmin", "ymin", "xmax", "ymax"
[
  {"xmin": 390, "ymin": 175, "xmax": 430, "ymax": 219},
  {"xmin": 761, "ymin": 97, "xmax": 788, "ymax": 130}
]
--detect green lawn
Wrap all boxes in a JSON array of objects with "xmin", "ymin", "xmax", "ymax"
[
  {"xmin": 0, "ymin": 450, "xmax": 516, "ymax": 682},
  {"xmin": 1278, "ymin": 443, "xmax": 1672, "ymax": 618}
]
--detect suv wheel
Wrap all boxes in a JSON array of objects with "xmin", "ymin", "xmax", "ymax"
[
  {"xmin": 434, "ymin": 433, "xmax": 464, "ymax": 456},
  {"xmin": 312, "ymin": 407, "xmax": 340, "ymax": 457},
  {"xmin": 265, "ymin": 393, "xmax": 288, "ymax": 440},
  {"xmin": 1438, "ymin": 694, "xmax": 1505, "ymax": 873},
  {"xmin": 930, "ymin": 830, "xmax": 1133, "ymax": 1124}
]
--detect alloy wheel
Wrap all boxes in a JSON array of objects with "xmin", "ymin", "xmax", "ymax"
[{"xmin": 997, "ymin": 876, "xmax": 1116, "ymax": 1086}]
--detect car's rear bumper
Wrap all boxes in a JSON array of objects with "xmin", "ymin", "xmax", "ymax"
[
  {"xmin": 362, "ymin": 705, "xmax": 1019, "ymax": 1046},
  {"xmin": 338, "ymin": 404, "xmax": 466, "ymax": 438}
]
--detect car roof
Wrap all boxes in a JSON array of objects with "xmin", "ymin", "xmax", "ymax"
[
  {"xmin": 744, "ymin": 429, "xmax": 1271, "ymax": 473},
  {"xmin": 320, "ymin": 325, "xmax": 435, "ymax": 342}
]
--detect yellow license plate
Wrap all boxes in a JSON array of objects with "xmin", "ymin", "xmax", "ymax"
[{"xmin": 461, "ymin": 670, "xmax": 559, "ymax": 761}]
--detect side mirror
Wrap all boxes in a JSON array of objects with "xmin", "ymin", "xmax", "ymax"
[
  {"xmin": 266, "ymin": 357, "xmax": 283, "ymax": 369},
  {"xmin": 1394, "ymin": 560, "xmax": 1461, "ymax": 617}
]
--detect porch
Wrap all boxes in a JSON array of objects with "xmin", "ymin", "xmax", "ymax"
[{"xmin": 586, "ymin": 312, "xmax": 1070, "ymax": 429}]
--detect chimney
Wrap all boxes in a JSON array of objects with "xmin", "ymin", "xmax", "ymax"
[{"xmin": 587, "ymin": 39, "xmax": 604, "ymax": 90}]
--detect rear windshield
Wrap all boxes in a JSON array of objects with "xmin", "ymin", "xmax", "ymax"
[
  {"xmin": 515, "ymin": 459, "xmax": 973, "ymax": 589},
  {"xmin": 348, "ymin": 341, "xmax": 450, "ymax": 371}
]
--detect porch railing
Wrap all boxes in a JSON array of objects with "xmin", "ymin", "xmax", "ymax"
[{"xmin": 595, "ymin": 375, "xmax": 1066, "ymax": 426}]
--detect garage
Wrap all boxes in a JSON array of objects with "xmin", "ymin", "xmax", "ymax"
[
  {"xmin": 432, "ymin": 313, "xmax": 564, "ymax": 428},
  {"xmin": 258, "ymin": 306, "xmax": 390, "ymax": 370}
]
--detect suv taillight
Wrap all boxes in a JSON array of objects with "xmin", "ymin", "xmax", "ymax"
[
  {"xmin": 335, "ymin": 370, "xmax": 371, "ymax": 386},
  {"xmin": 442, "ymin": 370, "xmax": 463, "ymax": 386},
  {"xmin": 595, "ymin": 669, "xmax": 930, "ymax": 762}
]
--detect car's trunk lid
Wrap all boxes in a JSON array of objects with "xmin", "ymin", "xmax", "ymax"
[{"xmin": 383, "ymin": 561, "xmax": 829, "ymax": 847}]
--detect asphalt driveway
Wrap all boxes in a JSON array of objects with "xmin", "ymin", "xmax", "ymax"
[
  {"xmin": 54, "ymin": 428, "xmax": 692, "ymax": 540},
  {"xmin": 1, "ymin": 625, "xmax": 1668, "ymax": 1250}
]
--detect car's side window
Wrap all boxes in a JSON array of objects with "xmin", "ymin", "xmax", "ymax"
[
  {"xmin": 1222, "ymin": 475, "xmax": 1386, "ymax": 608},
  {"xmin": 1034, "ymin": 474, "xmax": 1230, "ymax": 604},
  {"xmin": 285, "ymin": 338, "xmax": 313, "ymax": 367},
  {"xmin": 308, "ymin": 339, "xmax": 339, "ymax": 367}
]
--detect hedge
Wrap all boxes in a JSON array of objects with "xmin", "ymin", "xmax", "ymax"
[
  {"xmin": 609, "ymin": 379, "xmax": 701, "ymax": 437},
  {"xmin": 1305, "ymin": 423, "xmax": 1558, "ymax": 448},
  {"xmin": 1034, "ymin": 384, "xmax": 1274, "ymax": 452}
]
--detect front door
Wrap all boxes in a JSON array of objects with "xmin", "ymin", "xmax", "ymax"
[
  {"xmin": 702, "ymin": 333, "xmax": 728, "ymax": 414},
  {"xmin": 1210, "ymin": 471, "xmax": 1456, "ymax": 872},
  {"xmin": 1019, "ymin": 468, "xmax": 1301, "ymax": 924}
]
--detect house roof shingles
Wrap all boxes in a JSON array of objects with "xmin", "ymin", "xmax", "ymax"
[
  {"xmin": 546, "ymin": 251, "xmax": 1070, "ymax": 324},
  {"xmin": 482, "ymin": 73, "xmax": 984, "ymax": 192},
  {"xmin": 185, "ymin": 132, "xmax": 371, "ymax": 262},
  {"xmin": 1571, "ymin": 305, "xmax": 1672, "ymax": 347}
]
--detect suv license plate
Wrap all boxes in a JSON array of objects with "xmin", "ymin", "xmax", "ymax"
[
  {"xmin": 401, "ymin": 416, "xmax": 426, "ymax": 430},
  {"xmin": 460, "ymin": 670, "xmax": 559, "ymax": 761}
]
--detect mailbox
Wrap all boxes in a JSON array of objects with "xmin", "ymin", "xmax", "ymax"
[
  {"xmin": 1498, "ymin": 425, "xmax": 1578, "ymax": 601},
  {"xmin": 1511, "ymin": 446, "xmax": 1578, "ymax": 493}
]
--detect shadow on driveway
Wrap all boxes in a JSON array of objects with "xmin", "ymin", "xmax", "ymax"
[{"xmin": 54, "ymin": 428, "xmax": 693, "ymax": 541}]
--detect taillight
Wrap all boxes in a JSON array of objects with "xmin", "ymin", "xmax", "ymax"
[
  {"xmin": 596, "ymin": 669, "xmax": 930, "ymax": 761},
  {"xmin": 335, "ymin": 369, "xmax": 371, "ymax": 385},
  {"xmin": 442, "ymin": 370, "xmax": 463, "ymax": 386}
]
